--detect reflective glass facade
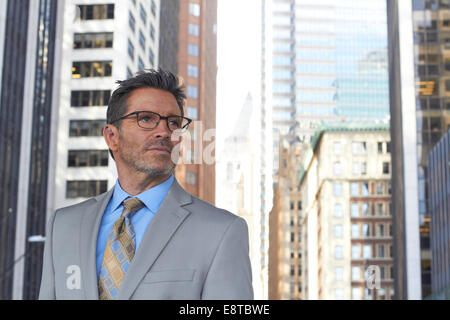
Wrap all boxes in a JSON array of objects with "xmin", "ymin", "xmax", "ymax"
[
  {"xmin": 428, "ymin": 130, "xmax": 450, "ymax": 299},
  {"xmin": 412, "ymin": 0, "xmax": 450, "ymax": 298},
  {"xmin": 270, "ymin": 0, "xmax": 390, "ymax": 178}
]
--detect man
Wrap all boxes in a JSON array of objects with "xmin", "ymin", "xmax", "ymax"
[{"xmin": 39, "ymin": 69, "xmax": 253, "ymax": 300}]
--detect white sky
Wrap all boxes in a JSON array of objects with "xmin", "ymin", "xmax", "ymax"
[{"xmin": 216, "ymin": 0, "xmax": 261, "ymax": 147}]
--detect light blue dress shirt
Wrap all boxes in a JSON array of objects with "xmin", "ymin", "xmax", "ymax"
[{"xmin": 96, "ymin": 174, "xmax": 174, "ymax": 277}]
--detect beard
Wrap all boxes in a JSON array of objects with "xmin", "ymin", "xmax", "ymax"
[{"xmin": 117, "ymin": 134, "xmax": 176, "ymax": 178}]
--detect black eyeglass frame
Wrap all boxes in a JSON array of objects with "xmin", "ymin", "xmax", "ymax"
[{"xmin": 109, "ymin": 110, "xmax": 192, "ymax": 132}]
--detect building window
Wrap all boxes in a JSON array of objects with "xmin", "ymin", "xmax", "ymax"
[
  {"xmin": 386, "ymin": 142, "xmax": 391, "ymax": 153},
  {"xmin": 378, "ymin": 224, "xmax": 385, "ymax": 237},
  {"xmin": 361, "ymin": 162, "xmax": 367, "ymax": 175},
  {"xmin": 77, "ymin": 4, "xmax": 114, "ymax": 20},
  {"xmin": 362, "ymin": 183, "xmax": 369, "ymax": 196},
  {"xmin": 383, "ymin": 162, "xmax": 390, "ymax": 174},
  {"xmin": 352, "ymin": 288, "xmax": 361, "ymax": 300},
  {"xmin": 351, "ymin": 182, "xmax": 359, "ymax": 196},
  {"xmin": 363, "ymin": 245, "xmax": 371, "ymax": 258},
  {"xmin": 139, "ymin": 3, "xmax": 147, "ymax": 24},
  {"xmin": 335, "ymin": 288, "xmax": 344, "ymax": 300},
  {"xmin": 186, "ymin": 171, "xmax": 197, "ymax": 185},
  {"xmin": 66, "ymin": 180, "xmax": 107, "ymax": 198},
  {"xmin": 68, "ymin": 150, "xmax": 109, "ymax": 167},
  {"xmin": 378, "ymin": 142, "xmax": 383, "ymax": 153},
  {"xmin": 129, "ymin": 11, "xmax": 135, "ymax": 32},
  {"xmin": 376, "ymin": 203, "xmax": 383, "ymax": 216},
  {"xmin": 352, "ymin": 245, "xmax": 360, "ymax": 259},
  {"xmin": 334, "ymin": 224, "xmax": 343, "ymax": 238},
  {"xmin": 69, "ymin": 120, "xmax": 106, "ymax": 137},
  {"xmin": 377, "ymin": 288, "xmax": 386, "ymax": 300},
  {"xmin": 365, "ymin": 288, "xmax": 373, "ymax": 300},
  {"xmin": 352, "ymin": 266, "xmax": 361, "ymax": 281},
  {"xmin": 352, "ymin": 224, "xmax": 359, "ymax": 238},
  {"xmin": 334, "ymin": 203, "xmax": 342, "ymax": 217},
  {"xmin": 333, "ymin": 183, "xmax": 342, "ymax": 196},
  {"xmin": 376, "ymin": 183, "xmax": 383, "ymax": 195},
  {"xmin": 150, "ymin": 23, "xmax": 155, "ymax": 41},
  {"xmin": 139, "ymin": 30, "xmax": 146, "ymax": 50},
  {"xmin": 151, "ymin": 0, "xmax": 156, "ymax": 16},
  {"xmin": 352, "ymin": 142, "xmax": 359, "ymax": 154},
  {"xmin": 187, "ymin": 106, "xmax": 198, "ymax": 120},
  {"xmin": 352, "ymin": 141, "xmax": 366, "ymax": 154},
  {"xmin": 127, "ymin": 67, "xmax": 133, "ymax": 79},
  {"xmin": 71, "ymin": 90, "xmax": 111, "ymax": 107},
  {"xmin": 378, "ymin": 245, "xmax": 385, "ymax": 258},
  {"xmin": 187, "ymin": 85, "xmax": 199, "ymax": 99},
  {"xmin": 149, "ymin": 49, "xmax": 155, "ymax": 66},
  {"xmin": 73, "ymin": 32, "xmax": 113, "ymax": 49},
  {"xmin": 189, "ymin": 2, "xmax": 201, "ymax": 16},
  {"xmin": 362, "ymin": 224, "xmax": 370, "ymax": 237},
  {"xmin": 138, "ymin": 56, "xmax": 144, "ymax": 71},
  {"xmin": 128, "ymin": 39, "xmax": 135, "ymax": 60},
  {"xmin": 188, "ymin": 64, "xmax": 199, "ymax": 78},
  {"xmin": 72, "ymin": 61, "xmax": 112, "ymax": 78},
  {"xmin": 188, "ymin": 23, "xmax": 200, "ymax": 36},
  {"xmin": 188, "ymin": 43, "xmax": 199, "ymax": 57},
  {"xmin": 352, "ymin": 162, "xmax": 359, "ymax": 175},
  {"xmin": 362, "ymin": 203, "xmax": 369, "ymax": 216},
  {"xmin": 351, "ymin": 203, "xmax": 359, "ymax": 217}
]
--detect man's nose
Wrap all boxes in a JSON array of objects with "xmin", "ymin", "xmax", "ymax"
[{"xmin": 153, "ymin": 118, "xmax": 171, "ymax": 138}]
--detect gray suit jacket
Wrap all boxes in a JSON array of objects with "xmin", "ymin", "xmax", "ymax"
[{"xmin": 38, "ymin": 179, "xmax": 253, "ymax": 300}]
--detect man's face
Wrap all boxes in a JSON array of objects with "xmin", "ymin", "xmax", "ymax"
[{"xmin": 115, "ymin": 87, "xmax": 181, "ymax": 176}]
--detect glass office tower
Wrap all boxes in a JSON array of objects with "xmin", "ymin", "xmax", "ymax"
[
  {"xmin": 269, "ymin": 0, "xmax": 390, "ymax": 179},
  {"xmin": 411, "ymin": 0, "xmax": 450, "ymax": 298}
]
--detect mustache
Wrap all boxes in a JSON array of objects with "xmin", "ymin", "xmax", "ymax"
[{"xmin": 143, "ymin": 138, "xmax": 173, "ymax": 150}]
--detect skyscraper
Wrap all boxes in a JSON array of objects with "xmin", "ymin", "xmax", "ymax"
[
  {"xmin": 0, "ymin": 0, "xmax": 60, "ymax": 299},
  {"xmin": 265, "ymin": 0, "xmax": 390, "ymax": 182},
  {"xmin": 428, "ymin": 130, "xmax": 450, "ymax": 299},
  {"xmin": 410, "ymin": 0, "xmax": 450, "ymax": 298},
  {"xmin": 174, "ymin": 0, "xmax": 217, "ymax": 205},
  {"xmin": 52, "ymin": 1, "xmax": 161, "ymax": 213},
  {"xmin": 388, "ymin": 0, "xmax": 450, "ymax": 299}
]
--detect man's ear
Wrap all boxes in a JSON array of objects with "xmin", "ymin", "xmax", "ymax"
[{"xmin": 103, "ymin": 124, "xmax": 120, "ymax": 153}]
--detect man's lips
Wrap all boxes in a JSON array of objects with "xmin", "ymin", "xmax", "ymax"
[{"xmin": 147, "ymin": 147, "xmax": 171, "ymax": 153}]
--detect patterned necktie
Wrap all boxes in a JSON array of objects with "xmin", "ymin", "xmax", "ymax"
[{"xmin": 98, "ymin": 197, "xmax": 144, "ymax": 300}]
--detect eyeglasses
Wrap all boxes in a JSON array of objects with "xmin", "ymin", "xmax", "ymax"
[{"xmin": 110, "ymin": 111, "xmax": 192, "ymax": 132}]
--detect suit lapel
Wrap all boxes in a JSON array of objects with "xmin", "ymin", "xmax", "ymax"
[
  {"xmin": 80, "ymin": 188, "xmax": 114, "ymax": 300},
  {"xmin": 117, "ymin": 180, "xmax": 192, "ymax": 300}
]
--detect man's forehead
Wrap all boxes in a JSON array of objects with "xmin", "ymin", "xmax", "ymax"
[{"xmin": 126, "ymin": 87, "xmax": 180, "ymax": 114}]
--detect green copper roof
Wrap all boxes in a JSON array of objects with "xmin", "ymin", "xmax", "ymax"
[{"xmin": 297, "ymin": 121, "xmax": 390, "ymax": 186}]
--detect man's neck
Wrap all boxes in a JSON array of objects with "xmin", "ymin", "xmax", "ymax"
[{"xmin": 117, "ymin": 170, "xmax": 172, "ymax": 196}]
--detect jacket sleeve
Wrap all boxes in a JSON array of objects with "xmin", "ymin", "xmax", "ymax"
[
  {"xmin": 201, "ymin": 216, "xmax": 254, "ymax": 300},
  {"xmin": 38, "ymin": 211, "xmax": 57, "ymax": 300}
]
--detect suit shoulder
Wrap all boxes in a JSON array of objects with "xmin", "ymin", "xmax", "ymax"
[
  {"xmin": 187, "ymin": 195, "xmax": 244, "ymax": 224},
  {"xmin": 54, "ymin": 197, "xmax": 97, "ymax": 217}
]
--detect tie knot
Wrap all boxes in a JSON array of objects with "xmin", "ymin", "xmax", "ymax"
[{"xmin": 122, "ymin": 197, "xmax": 145, "ymax": 215}]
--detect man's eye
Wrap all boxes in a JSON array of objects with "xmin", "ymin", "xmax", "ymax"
[{"xmin": 169, "ymin": 120, "xmax": 182, "ymax": 127}]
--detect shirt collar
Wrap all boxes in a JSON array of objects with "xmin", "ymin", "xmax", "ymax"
[{"xmin": 110, "ymin": 174, "xmax": 175, "ymax": 214}]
